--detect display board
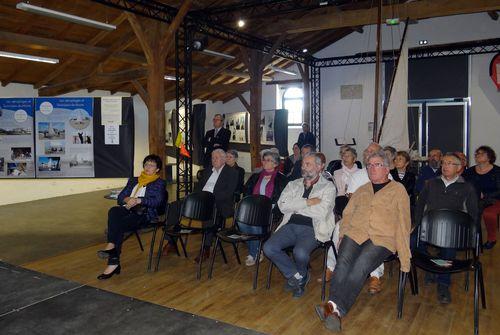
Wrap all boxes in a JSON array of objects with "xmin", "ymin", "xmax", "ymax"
[
  {"xmin": 0, "ymin": 98, "xmax": 35, "ymax": 178},
  {"xmin": 223, "ymin": 111, "xmax": 247, "ymax": 143},
  {"xmin": 34, "ymin": 97, "xmax": 94, "ymax": 178}
]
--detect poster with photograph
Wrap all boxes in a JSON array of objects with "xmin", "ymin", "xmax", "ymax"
[
  {"xmin": 165, "ymin": 109, "xmax": 174, "ymax": 146},
  {"xmin": 223, "ymin": 112, "xmax": 247, "ymax": 143},
  {"xmin": 0, "ymin": 98, "xmax": 35, "ymax": 178},
  {"xmin": 260, "ymin": 110, "xmax": 275, "ymax": 145},
  {"xmin": 35, "ymin": 97, "xmax": 94, "ymax": 177}
]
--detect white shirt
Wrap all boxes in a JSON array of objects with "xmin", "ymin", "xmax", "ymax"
[
  {"xmin": 441, "ymin": 175, "xmax": 459, "ymax": 188},
  {"xmin": 347, "ymin": 168, "xmax": 393, "ymax": 194},
  {"xmin": 202, "ymin": 166, "xmax": 223, "ymax": 193},
  {"xmin": 130, "ymin": 185, "xmax": 146, "ymax": 198}
]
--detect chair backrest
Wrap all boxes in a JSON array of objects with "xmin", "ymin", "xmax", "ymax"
[
  {"xmin": 234, "ymin": 195, "xmax": 273, "ymax": 231},
  {"xmin": 419, "ymin": 209, "xmax": 476, "ymax": 250},
  {"xmin": 334, "ymin": 195, "xmax": 349, "ymax": 218},
  {"xmin": 181, "ymin": 191, "xmax": 216, "ymax": 221}
]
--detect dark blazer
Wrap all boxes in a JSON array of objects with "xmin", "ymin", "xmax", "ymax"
[
  {"xmin": 203, "ymin": 127, "xmax": 231, "ymax": 165},
  {"xmin": 297, "ymin": 131, "xmax": 316, "ymax": 149},
  {"xmin": 197, "ymin": 164, "xmax": 238, "ymax": 218},
  {"xmin": 232, "ymin": 163, "xmax": 246, "ymax": 196},
  {"xmin": 463, "ymin": 165, "xmax": 500, "ymax": 203},
  {"xmin": 416, "ymin": 165, "xmax": 442, "ymax": 194},
  {"xmin": 390, "ymin": 168, "xmax": 416, "ymax": 206},
  {"xmin": 117, "ymin": 177, "xmax": 167, "ymax": 221}
]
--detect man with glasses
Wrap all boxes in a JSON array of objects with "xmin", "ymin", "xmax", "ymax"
[
  {"xmin": 315, "ymin": 150, "xmax": 411, "ymax": 332},
  {"xmin": 202, "ymin": 114, "xmax": 231, "ymax": 168},
  {"xmin": 416, "ymin": 148, "xmax": 442, "ymax": 193},
  {"xmin": 414, "ymin": 152, "xmax": 478, "ymax": 304}
]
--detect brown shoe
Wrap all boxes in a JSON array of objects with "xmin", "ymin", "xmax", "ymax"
[
  {"xmin": 315, "ymin": 302, "xmax": 341, "ymax": 332},
  {"xmin": 194, "ymin": 247, "xmax": 210, "ymax": 263},
  {"xmin": 368, "ymin": 276, "xmax": 382, "ymax": 294},
  {"xmin": 317, "ymin": 268, "xmax": 334, "ymax": 283},
  {"xmin": 161, "ymin": 242, "xmax": 177, "ymax": 256}
]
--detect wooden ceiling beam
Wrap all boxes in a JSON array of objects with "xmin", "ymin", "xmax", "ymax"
[{"xmin": 264, "ymin": 0, "xmax": 500, "ymax": 35}]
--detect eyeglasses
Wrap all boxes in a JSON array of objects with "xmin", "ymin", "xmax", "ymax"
[
  {"xmin": 441, "ymin": 161, "xmax": 460, "ymax": 166},
  {"xmin": 474, "ymin": 152, "xmax": 486, "ymax": 156},
  {"xmin": 144, "ymin": 163, "xmax": 157, "ymax": 168},
  {"xmin": 366, "ymin": 163, "xmax": 385, "ymax": 168}
]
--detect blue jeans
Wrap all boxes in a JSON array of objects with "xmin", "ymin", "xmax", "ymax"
[
  {"xmin": 263, "ymin": 224, "xmax": 318, "ymax": 278},
  {"xmin": 238, "ymin": 223, "xmax": 263, "ymax": 259},
  {"xmin": 417, "ymin": 241, "xmax": 456, "ymax": 286}
]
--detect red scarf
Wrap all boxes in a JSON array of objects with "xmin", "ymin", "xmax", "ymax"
[{"xmin": 253, "ymin": 168, "xmax": 278, "ymax": 199}]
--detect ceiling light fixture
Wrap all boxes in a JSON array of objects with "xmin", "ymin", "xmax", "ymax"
[
  {"xmin": 302, "ymin": 48, "xmax": 308, "ymax": 53},
  {"xmin": 200, "ymin": 49, "xmax": 236, "ymax": 60},
  {"xmin": 418, "ymin": 40, "xmax": 428, "ymax": 45},
  {"xmin": 0, "ymin": 51, "xmax": 59, "ymax": 64},
  {"xmin": 164, "ymin": 75, "xmax": 176, "ymax": 81},
  {"xmin": 270, "ymin": 66, "xmax": 297, "ymax": 76},
  {"xmin": 16, "ymin": 2, "xmax": 116, "ymax": 31},
  {"xmin": 237, "ymin": 19, "xmax": 245, "ymax": 28}
]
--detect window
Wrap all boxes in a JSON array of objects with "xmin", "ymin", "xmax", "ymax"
[{"xmin": 282, "ymin": 87, "xmax": 303, "ymax": 126}]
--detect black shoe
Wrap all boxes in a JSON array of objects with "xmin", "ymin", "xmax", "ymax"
[
  {"xmin": 483, "ymin": 241, "xmax": 496, "ymax": 249},
  {"xmin": 284, "ymin": 276, "xmax": 300, "ymax": 292},
  {"xmin": 424, "ymin": 272, "xmax": 436, "ymax": 285},
  {"xmin": 437, "ymin": 283, "xmax": 451, "ymax": 304},
  {"xmin": 292, "ymin": 272, "xmax": 310, "ymax": 299},
  {"xmin": 97, "ymin": 265, "xmax": 121, "ymax": 280},
  {"xmin": 97, "ymin": 249, "xmax": 115, "ymax": 259}
]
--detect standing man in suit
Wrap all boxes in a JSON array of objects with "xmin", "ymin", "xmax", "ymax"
[
  {"xmin": 297, "ymin": 122, "xmax": 316, "ymax": 149},
  {"xmin": 203, "ymin": 114, "xmax": 231, "ymax": 168},
  {"xmin": 196, "ymin": 148, "xmax": 239, "ymax": 261}
]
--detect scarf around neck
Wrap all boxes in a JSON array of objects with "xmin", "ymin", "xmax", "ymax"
[
  {"xmin": 253, "ymin": 168, "xmax": 278, "ymax": 199},
  {"xmin": 132, "ymin": 171, "xmax": 159, "ymax": 197}
]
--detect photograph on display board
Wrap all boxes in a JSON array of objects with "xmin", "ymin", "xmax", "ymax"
[
  {"xmin": 166, "ymin": 109, "xmax": 174, "ymax": 145},
  {"xmin": 35, "ymin": 97, "xmax": 94, "ymax": 177},
  {"xmin": 0, "ymin": 98, "xmax": 35, "ymax": 178},
  {"xmin": 260, "ymin": 110, "xmax": 275, "ymax": 145},
  {"xmin": 223, "ymin": 112, "xmax": 247, "ymax": 143}
]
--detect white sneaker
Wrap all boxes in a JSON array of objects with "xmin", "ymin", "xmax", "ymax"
[{"xmin": 245, "ymin": 255, "xmax": 256, "ymax": 266}]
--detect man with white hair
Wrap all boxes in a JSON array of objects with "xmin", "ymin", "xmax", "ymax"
[{"xmin": 264, "ymin": 152, "xmax": 336, "ymax": 298}]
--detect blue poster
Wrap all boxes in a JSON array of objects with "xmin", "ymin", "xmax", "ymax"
[
  {"xmin": 34, "ymin": 97, "xmax": 94, "ymax": 177},
  {"xmin": 0, "ymin": 98, "xmax": 35, "ymax": 178}
]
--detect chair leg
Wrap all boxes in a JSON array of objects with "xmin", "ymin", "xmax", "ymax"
[
  {"xmin": 474, "ymin": 267, "xmax": 479, "ymax": 335},
  {"xmin": 266, "ymin": 262, "xmax": 273, "ymax": 290},
  {"xmin": 179, "ymin": 235, "xmax": 188, "ymax": 258},
  {"xmin": 478, "ymin": 263, "xmax": 486, "ymax": 309},
  {"xmin": 397, "ymin": 271, "xmax": 407, "ymax": 319},
  {"xmin": 408, "ymin": 267, "xmax": 416, "ymax": 296},
  {"xmin": 465, "ymin": 271, "xmax": 470, "ymax": 292},
  {"xmin": 253, "ymin": 241, "xmax": 263, "ymax": 290},
  {"xmin": 155, "ymin": 228, "xmax": 167, "ymax": 272},
  {"xmin": 232, "ymin": 242, "xmax": 241, "ymax": 265},
  {"xmin": 135, "ymin": 231, "xmax": 144, "ymax": 252},
  {"xmin": 147, "ymin": 226, "xmax": 159, "ymax": 272},
  {"xmin": 388, "ymin": 260, "xmax": 394, "ymax": 278},
  {"xmin": 197, "ymin": 233, "xmax": 207, "ymax": 280},
  {"xmin": 208, "ymin": 236, "xmax": 220, "ymax": 280},
  {"xmin": 219, "ymin": 242, "xmax": 228, "ymax": 264},
  {"xmin": 411, "ymin": 263, "xmax": 419, "ymax": 295},
  {"xmin": 321, "ymin": 245, "xmax": 329, "ymax": 301}
]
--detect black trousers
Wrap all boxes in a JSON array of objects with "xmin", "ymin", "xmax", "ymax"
[
  {"xmin": 107, "ymin": 206, "xmax": 148, "ymax": 265},
  {"xmin": 328, "ymin": 236, "xmax": 392, "ymax": 316}
]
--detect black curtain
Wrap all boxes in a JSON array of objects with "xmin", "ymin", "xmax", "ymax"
[
  {"xmin": 93, "ymin": 97, "xmax": 134, "ymax": 177},
  {"xmin": 273, "ymin": 109, "xmax": 289, "ymax": 156},
  {"xmin": 191, "ymin": 104, "xmax": 206, "ymax": 166}
]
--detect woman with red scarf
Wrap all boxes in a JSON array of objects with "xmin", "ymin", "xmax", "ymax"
[{"xmin": 241, "ymin": 149, "xmax": 288, "ymax": 266}]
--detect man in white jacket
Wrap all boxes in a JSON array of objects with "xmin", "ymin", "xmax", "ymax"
[{"xmin": 264, "ymin": 152, "xmax": 336, "ymax": 298}]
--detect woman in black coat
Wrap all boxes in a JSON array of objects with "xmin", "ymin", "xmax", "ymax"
[
  {"xmin": 390, "ymin": 151, "xmax": 416, "ymax": 206},
  {"xmin": 241, "ymin": 149, "xmax": 288, "ymax": 266}
]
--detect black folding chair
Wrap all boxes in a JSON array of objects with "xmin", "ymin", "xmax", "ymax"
[
  {"xmin": 155, "ymin": 191, "xmax": 223, "ymax": 279},
  {"xmin": 208, "ymin": 195, "xmax": 273, "ymax": 289},
  {"xmin": 408, "ymin": 209, "xmax": 486, "ymax": 335}
]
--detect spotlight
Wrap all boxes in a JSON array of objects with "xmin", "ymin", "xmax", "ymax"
[
  {"xmin": 302, "ymin": 48, "xmax": 308, "ymax": 53},
  {"xmin": 237, "ymin": 19, "xmax": 245, "ymax": 28},
  {"xmin": 419, "ymin": 40, "xmax": 428, "ymax": 45}
]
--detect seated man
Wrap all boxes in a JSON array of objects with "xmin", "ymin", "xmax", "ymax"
[
  {"xmin": 415, "ymin": 148, "xmax": 442, "ymax": 193},
  {"xmin": 289, "ymin": 144, "xmax": 315, "ymax": 181},
  {"xmin": 263, "ymin": 152, "xmax": 336, "ymax": 298},
  {"xmin": 315, "ymin": 150, "xmax": 411, "ymax": 332},
  {"xmin": 414, "ymin": 152, "xmax": 478, "ymax": 304}
]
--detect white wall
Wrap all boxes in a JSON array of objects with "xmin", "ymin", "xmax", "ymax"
[{"xmin": 0, "ymin": 85, "xmax": 145, "ymax": 205}]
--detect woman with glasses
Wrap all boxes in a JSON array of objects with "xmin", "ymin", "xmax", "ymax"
[
  {"xmin": 241, "ymin": 149, "xmax": 288, "ymax": 266},
  {"xmin": 464, "ymin": 146, "xmax": 500, "ymax": 249},
  {"xmin": 97, "ymin": 155, "xmax": 166, "ymax": 279}
]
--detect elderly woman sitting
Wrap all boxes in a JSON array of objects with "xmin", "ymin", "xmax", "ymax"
[
  {"xmin": 97, "ymin": 154, "xmax": 166, "ymax": 280},
  {"xmin": 315, "ymin": 150, "xmax": 411, "ymax": 332},
  {"xmin": 241, "ymin": 149, "xmax": 288, "ymax": 266}
]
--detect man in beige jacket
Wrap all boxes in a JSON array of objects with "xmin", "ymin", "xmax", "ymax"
[{"xmin": 264, "ymin": 152, "xmax": 336, "ymax": 299}]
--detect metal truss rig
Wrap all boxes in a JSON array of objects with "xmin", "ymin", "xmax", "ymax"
[
  {"xmin": 175, "ymin": 25, "xmax": 193, "ymax": 200},
  {"xmin": 310, "ymin": 65, "xmax": 321, "ymax": 151},
  {"xmin": 92, "ymin": 0, "xmax": 313, "ymax": 65},
  {"xmin": 314, "ymin": 38, "xmax": 500, "ymax": 67}
]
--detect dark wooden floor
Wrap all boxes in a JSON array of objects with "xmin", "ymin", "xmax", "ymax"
[{"xmin": 23, "ymin": 229, "xmax": 499, "ymax": 335}]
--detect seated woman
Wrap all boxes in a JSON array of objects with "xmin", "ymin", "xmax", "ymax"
[
  {"xmin": 226, "ymin": 149, "xmax": 246, "ymax": 200},
  {"xmin": 463, "ymin": 146, "xmax": 500, "ymax": 249},
  {"xmin": 241, "ymin": 149, "xmax": 288, "ymax": 266},
  {"xmin": 97, "ymin": 154, "xmax": 166, "ymax": 279},
  {"xmin": 390, "ymin": 151, "xmax": 416, "ymax": 206},
  {"xmin": 315, "ymin": 150, "xmax": 411, "ymax": 332},
  {"xmin": 284, "ymin": 143, "xmax": 300, "ymax": 177}
]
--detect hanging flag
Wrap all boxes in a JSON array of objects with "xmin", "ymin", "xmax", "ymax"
[
  {"xmin": 175, "ymin": 131, "xmax": 182, "ymax": 148},
  {"xmin": 179, "ymin": 143, "xmax": 191, "ymax": 158}
]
